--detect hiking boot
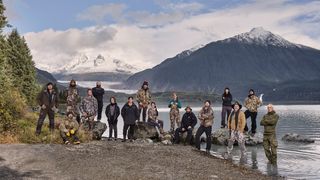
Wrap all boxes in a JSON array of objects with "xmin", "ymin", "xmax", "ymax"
[
  {"xmin": 122, "ymin": 139, "xmax": 126, "ymax": 142},
  {"xmin": 74, "ymin": 141, "xmax": 80, "ymax": 145},
  {"xmin": 108, "ymin": 138, "xmax": 112, "ymax": 141},
  {"xmin": 64, "ymin": 141, "xmax": 70, "ymax": 145}
]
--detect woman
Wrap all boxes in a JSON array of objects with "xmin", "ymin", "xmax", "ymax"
[
  {"xmin": 147, "ymin": 102, "xmax": 164, "ymax": 137},
  {"xmin": 168, "ymin": 92, "xmax": 182, "ymax": 132},
  {"xmin": 105, "ymin": 97, "xmax": 120, "ymax": 141},
  {"xmin": 221, "ymin": 87, "xmax": 233, "ymax": 128}
]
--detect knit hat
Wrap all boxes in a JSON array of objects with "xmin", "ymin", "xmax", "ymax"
[
  {"xmin": 232, "ymin": 101, "xmax": 242, "ymax": 109},
  {"xmin": 185, "ymin": 106, "xmax": 192, "ymax": 111},
  {"xmin": 142, "ymin": 81, "xmax": 149, "ymax": 86}
]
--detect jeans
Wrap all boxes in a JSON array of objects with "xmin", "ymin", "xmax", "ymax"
[
  {"xmin": 174, "ymin": 127, "xmax": 193, "ymax": 144},
  {"xmin": 139, "ymin": 106, "xmax": 148, "ymax": 122},
  {"xmin": 36, "ymin": 108, "xmax": 55, "ymax": 134},
  {"xmin": 244, "ymin": 110, "xmax": 257, "ymax": 134},
  {"xmin": 97, "ymin": 101, "xmax": 103, "ymax": 120},
  {"xmin": 108, "ymin": 117, "xmax": 118, "ymax": 139},
  {"xmin": 123, "ymin": 124, "xmax": 135, "ymax": 140},
  {"xmin": 221, "ymin": 105, "xmax": 232, "ymax": 127},
  {"xmin": 195, "ymin": 125, "xmax": 212, "ymax": 151}
]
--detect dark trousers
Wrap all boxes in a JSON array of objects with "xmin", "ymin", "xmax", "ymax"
[
  {"xmin": 195, "ymin": 125, "xmax": 212, "ymax": 151},
  {"xmin": 97, "ymin": 101, "xmax": 103, "ymax": 120},
  {"xmin": 60, "ymin": 131, "xmax": 79, "ymax": 142},
  {"xmin": 147, "ymin": 120, "xmax": 164, "ymax": 129},
  {"xmin": 108, "ymin": 117, "xmax": 118, "ymax": 139},
  {"xmin": 36, "ymin": 108, "xmax": 55, "ymax": 134},
  {"xmin": 174, "ymin": 127, "xmax": 193, "ymax": 144},
  {"xmin": 123, "ymin": 124, "xmax": 135, "ymax": 140},
  {"xmin": 221, "ymin": 105, "xmax": 232, "ymax": 127},
  {"xmin": 244, "ymin": 110, "xmax": 258, "ymax": 134},
  {"xmin": 139, "ymin": 106, "xmax": 148, "ymax": 122}
]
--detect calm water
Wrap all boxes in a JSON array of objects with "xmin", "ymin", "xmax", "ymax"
[{"xmin": 99, "ymin": 104, "xmax": 320, "ymax": 179}]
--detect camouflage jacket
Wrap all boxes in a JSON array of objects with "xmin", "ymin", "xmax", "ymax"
[
  {"xmin": 136, "ymin": 89, "xmax": 151, "ymax": 107},
  {"xmin": 198, "ymin": 106, "xmax": 214, "ymax": 127},
  {"xmin": 80, "ymin": 96, "xmax": 98, "ymax": 117},
  {"xmin": 260, "ymin": 111, "xmax": 279, "ymax": 135},
  {"xmin": 148, "ymin": 107, "xmax": 158, "ymax": 122},
  {"xmin": 65, "ymin": 87, "xmax": 79, "ymax": 106},
  {"xmin": 244, "ymin": 95, "xmax": 262, "ymax": 112},
  {"xmin": 59, "ymin": 116, "xmax": 79, "ymax": 133}
]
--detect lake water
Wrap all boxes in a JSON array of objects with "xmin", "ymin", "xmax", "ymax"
[{"xmin": 99, "ymin": 104, "xmax": 320, "ymax": 179}]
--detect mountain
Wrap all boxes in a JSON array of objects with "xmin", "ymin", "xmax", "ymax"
[
  {"xmin": 125, "ymin": 27, "xmax": 320, "ymax": 102},
  {"xmin": 36, "ymin": 68, "xmax": 57, "ymax": 84}
]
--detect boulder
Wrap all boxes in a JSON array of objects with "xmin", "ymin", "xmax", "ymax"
[
  {"xmin": 211, "ymin": 128, "xmax": 263, "ymax": 146},
  {"xmin": 92, "ymin": 121, "xmax": 107, "ymax": 140},
  {"xmin": 134, "ymin": 122, "xmax": 159, "ymax": 139},
  {"xmin": 245, "ymin": 132, "xmax": 263, "ymax": 146},
  {"xmin": 179, "ymin": 128, "xmax": 197, "ymax": 144},
  {"xmin": 282, "ymin": 133, "xmax": 315, "ymax": 143}
]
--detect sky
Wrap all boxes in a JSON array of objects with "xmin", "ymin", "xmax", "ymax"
[{"xmin": 3, "ymin": 0, "xmax": 320, "ymax": 72}]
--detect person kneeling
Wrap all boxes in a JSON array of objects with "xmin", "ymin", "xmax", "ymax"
[
  {"xmin": 60, "ymin": 112, "xmax": 80, "ymax": 145},
  {"xmin": 147, "ymin": 102, "xmax": 164, "ymax": 138},
  {"xmin": 227, "ymin": 101, "xmax": 246, "ymax": 158},
  {"xmin": 174, "ymin": 106, "xmax": 197, "ymax": 145}
]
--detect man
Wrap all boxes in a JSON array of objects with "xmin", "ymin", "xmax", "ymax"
[
  {"xmin": 65, "ymin": 79, "xmax": 80, "ymax": 123},
  {"xmin": 195, "ymin": 100, "xmax": 214, "ymax": 153},
  {"xmin": 136, "ymin": 81, "xmax": 151, "ymax": 122},
  {"xmin": 244, "ymin": 89, "xmax": 262, "ymax": 136},
  {"xmin": 260, "ymin": 104, "xmax": 279, "ymax": 166},
  {"xmin": 59, "ymin": 112, "xmax": 80, "ymax": 145},
  {"xmin": 36, "ymin": 82, "xmax": 59, "ymax": 135},
  {"xmin": 80, "ymin": 89, "xmax": 98, "ymax": 130},
  {"xmin": 174, "ymin": 106, "xmax": 197, "ymax": 145},
  {"xmin": 227, "ymin": 101, "xmax": 246, "ymax": 158},
  {"xmin": 168, "ymin": 92, "xmax": 182, "ymax": 132},
  {"xmin": 147, "ymin": 102, "xmax": 164, "ymax": 138},
  {"xmin": 121, "ymin": 97, "xmax": 139, "ymax": 142},
  {"xmin": 92, "ymin": 81, "xmax": 105, "ymax": 121}
]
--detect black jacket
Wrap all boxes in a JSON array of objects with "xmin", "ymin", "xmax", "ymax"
[
  {"xmin": 121, "ymin": 103, "xmax": 139, "ymax": 125},
  {"xmin": 222, "ymin": 93, "xmax": 233, "ymax": 106},
  {"xmin": 92, "ymin": 87, "xmax": 105, "ymax": 102},
  {"xmin": 105, "ymin": 103, "xmax": 120, "ymax": 123},
  {"xmin": 37, "ymin": 90, "xmax": 59, "ymax": 109},
  {"xmin": 181, "ymin": 112, "xmax": 197, "ymax": 129}
]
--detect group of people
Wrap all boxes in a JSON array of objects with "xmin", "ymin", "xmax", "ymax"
[{"xmin": 35, "ymin": 80, "xmax": 279, "ymax": 166}]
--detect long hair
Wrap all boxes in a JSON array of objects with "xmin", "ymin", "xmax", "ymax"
[{"xmin": 223, "ymin": 87, "xmax": 230, "ymax": 97}]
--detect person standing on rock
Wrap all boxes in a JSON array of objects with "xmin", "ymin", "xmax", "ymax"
[
  {"xmin": 227, "ymin": 101, "xmax": 246, "ymax": 157},
  {"xmin": 195, "ymin": 100, "xmax": 214, "ymax": 153},
  {"xmin": 121, "ymin": 96, "xmax": 139, "ymax": 142},
  {"xmin": 80, "ymin": 89, "xmax": 98, "ymax": 130},
  {"xmin": 65, "ymin": 79, "xmax": 81, "ymax": 123},
  {"xmin": 136, "ymin": 81, "xmax": 152, "ymax": 122},
  {"xmin": 244, "ymin": 89, "xmax": 262, "ymax": 136},
  {"xmin": 168, "ymin": 92, "xmax": 182, "ymax": 133},
  {"xmin": 92, "ymin": 81, "xmax": 105, "ymax": 121},
  {"xmin": 174, "ymin": 106, "xmax": 197, "ymax": 145},
  {"xmin": 147, "ymin": 102, "xmax": 164, "ymax": 138},
  {"xmin": 59, "ymin": 112, "xmax": 80, "ymax": 145},
  {"xmin": 221, "ymin": 87, "xmax": 233, "ymax": 128},
  {"xmin": 105, "ymin": 97, "xmax": 120, "ymax": 141},
  {"xmin": 36, "ymin": 82, "xmax": 59, "ymax": 135},
  {"xmin": 260, "ymin": 104, "xmax": 279, "ymax": 166}
]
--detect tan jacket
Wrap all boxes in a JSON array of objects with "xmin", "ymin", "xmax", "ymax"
[
  {"xmin": 228, "ymin": 110, "xmax": 246, "ymax": 133},
  {"xmin": 136, "ymin": 89, "xmax": 151, "ymax": 107},
  {"xmin": 198, "ymin": 107, "xmax": 214, "ymax": 127},
  {"xmin": 244, "ymin": 95, "xmax": 262, "ymax": 112}
]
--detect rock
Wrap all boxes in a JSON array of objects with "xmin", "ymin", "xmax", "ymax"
[
  {"xmin": 146, "ymin": 138, "xmax": 154, "ymax": 144},
  {"xmin": 92, "ymin": 121, "xmax": 107, "ymax": 140},
  {"xmin": 282, "ymin": 133, "xmax": 315, "ymax": 143},
  {"xmin": 179, "ymin": 128, "xmax": 197, "ymax": 144},
  {"xmin": 161, "ymin": 140, "xmax": 172, "ymax": 145},
  {"xmin": 163, "ymin": 133, "xmax": 173, "ymax": 141},
  {"xmin": 211, "ymin": 128, "xmax": 263, "ymax": 146},
  {"xmin": 134, "ymin": 122, "xmax": 159, "ymax": 139}
]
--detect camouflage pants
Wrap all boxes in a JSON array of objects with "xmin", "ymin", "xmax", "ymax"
[
  {"xmin": 170, "ymin": 109, "xmax": 180, "ymax": 131},
  {"xmin": 263, "ymin": 134, "xmax": 278, "ymax": 165},
  {"xmin": 227, "ymin": 130, "xmax": 246, "ymax": 156},
  {"xmin": 67, "ymin": 105, "xmax": 80, "ymax": 123},
  {"xmin": 81, "ymin": 116, "xmax": 95, "ymax": 131}
]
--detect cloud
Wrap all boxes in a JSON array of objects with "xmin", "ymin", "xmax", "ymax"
[{"xmin": 25, "ymin": 0, "xmax": 320, "ymax": 73}]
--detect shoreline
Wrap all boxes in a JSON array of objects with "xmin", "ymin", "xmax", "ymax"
[{"xmin": 0, "ymin": 141, "xmax": 284, "ymax": 180}]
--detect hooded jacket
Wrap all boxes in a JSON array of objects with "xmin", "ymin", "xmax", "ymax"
[{"xmin": 121, "ymin": 103, "xmax": 139, "ymax": 125}]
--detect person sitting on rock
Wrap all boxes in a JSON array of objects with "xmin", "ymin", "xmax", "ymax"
[
  {"xmin": 195, "ymin": 100, "xmax": 214, "ymax": 153},
  {"xmin": 227, "ymin": 101, "xmax": 246, "ymax": 158},
  {"xmin": 260, "ymin": 104, "xmax": 279, "ymax": 166},
  {"xmin": 121, "ymin": 96, "xmax": 140, "ymax": 142},
  {"xmin": 174, "ymin": 106, "xmax": 197, "ymax": 145},
  {"xmin": 59, "ymin": 112, "xmax": 80, "ymax": 145},
  {"xmin": 80, "ymin": 89, "xmax": 98, "ymax": 131},
  {"xmin": 147, "ymin": 102, "xmax": 164, "ymax": 138}
]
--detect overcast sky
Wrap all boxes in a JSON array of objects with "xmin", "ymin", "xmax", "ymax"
[{"xmin": 3, "ymin": 0, "xmax": 320, "ymax": 72}]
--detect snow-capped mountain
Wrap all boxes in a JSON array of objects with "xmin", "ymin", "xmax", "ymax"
[
  {"xmin": 57, "ymin": 54, "xmax": 139, "ymax": 74},
  {"xmin": 225, "ymin": 27, "xmax": 304, "ymax": 48}
]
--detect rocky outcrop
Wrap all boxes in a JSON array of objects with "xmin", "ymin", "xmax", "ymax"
[
  {"xmin": 133, "ymin": 122, "xmax": 159, "ymax": 139},
  {"xmin": 282, "ymin": 133, "xmax": 315, "ymax": 143},
  {"xmin": 212, "ymin": 129, "xmax": 263, "ymax": 146}
]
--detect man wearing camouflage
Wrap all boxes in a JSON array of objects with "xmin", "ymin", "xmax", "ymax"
[
  {"xmin": 80, "ymin": 89, "xmax": 98, "ymax": 130},
  {"xmin": 65, "ymin": 79, "xmax": 80, "ymax": 123},
  {"xmin": 136, "ymin": 81, "xmax": 151, "ymax": 122},
  {"xmin": 59, "ymin": 112, "xmax": 80, "ymax": 145},
  {"xmin": 260, "ymin": 104, "xmax": 279, "ymax": 165},
  {"xmin": 244, "ymin": 89, "xmax": 262, "ymax": 136},
  {"xmin": 168, "ymin": 92, "xmax": 182, "ymax": 132}
]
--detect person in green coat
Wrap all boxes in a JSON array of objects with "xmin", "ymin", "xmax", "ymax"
[{"xmin": 260, "ymin": 104, "xmax": 279, "ymax": 165}]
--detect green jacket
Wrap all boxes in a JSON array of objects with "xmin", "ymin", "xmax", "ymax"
[{"xmin": 260, "ymin": 111, "xmax": 279, "ymax": 135}]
